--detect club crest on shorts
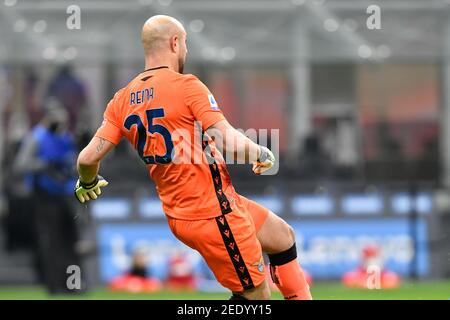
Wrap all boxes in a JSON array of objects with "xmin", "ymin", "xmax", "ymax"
[{"xmin": 252, "ymin": 256, "xmax": 265, "ymax": 273}]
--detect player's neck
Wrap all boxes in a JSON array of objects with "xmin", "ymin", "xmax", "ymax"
[{"xmin": 144, "ymin": 57, "xmax": 179, "ymax": 73}]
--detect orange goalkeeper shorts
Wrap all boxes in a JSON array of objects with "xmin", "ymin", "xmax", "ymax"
[{"xmin": 167, "ymin": 194, "xmax": 270, "ymax": 293}]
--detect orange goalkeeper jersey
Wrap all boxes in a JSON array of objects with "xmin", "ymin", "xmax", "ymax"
[{"xmin": 95, "ymin": 67, "xmax": 236, "ymax": 220}]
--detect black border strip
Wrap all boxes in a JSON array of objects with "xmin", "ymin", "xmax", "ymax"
[
  {"xmin": 202, "ymin": 136, "xmax": 232, "ymax": 215},
  {"xmin": 215, "ymin": 214, "xmax": 255, "ymax": 291}
]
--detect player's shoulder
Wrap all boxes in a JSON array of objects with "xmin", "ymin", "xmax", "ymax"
[
  {"xmin": 110, "ymin": 86, "xmax": 128, "ymax": 102},
  {"xmin": 179, "ymin": 73, "xmax": 202, "ymax": 83},
  {"xmin": 177, "ymin": 73, "xmax": 210, "ymax": 92},
  {"xmin": 179, "ymin": 73, "xmax": 199, "ymax": 81}
]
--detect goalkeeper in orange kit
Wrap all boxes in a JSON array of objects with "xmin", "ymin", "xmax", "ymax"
[{"xmin": 75, "ymin": 15, "xmax": 312, "ymax": 300}]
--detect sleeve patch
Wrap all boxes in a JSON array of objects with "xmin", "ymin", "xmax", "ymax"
[{"xmin": 208, "ymin": 94, "xmax": 220, "ymax": 110}]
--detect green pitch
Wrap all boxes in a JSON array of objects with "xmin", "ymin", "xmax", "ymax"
[{"xmin": 0, "ymin": 281, "xmax": 449, "ymax": 300}]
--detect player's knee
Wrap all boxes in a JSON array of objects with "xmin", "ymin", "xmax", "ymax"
[{"xmin": 285, "ymin": 222, "xmax": 296, "ymax": 246}]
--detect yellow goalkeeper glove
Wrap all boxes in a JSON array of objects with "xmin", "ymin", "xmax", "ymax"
[
  {"xmin": 252, "ymin": 146, "xmax": 275, "ymax": 175},
  {"xmin": 75, "ymin": 175, "xmax": 109, "ymax": 204}
]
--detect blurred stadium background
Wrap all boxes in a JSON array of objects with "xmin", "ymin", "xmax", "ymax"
[{"xmin": 0, "ymin": 0, "xmax": 450, "ymax": 299}]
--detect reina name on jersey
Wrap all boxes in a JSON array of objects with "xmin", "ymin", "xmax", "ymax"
[{"xmin": 130, "ymin": 87, "xmax": 154, "ymax": 106}]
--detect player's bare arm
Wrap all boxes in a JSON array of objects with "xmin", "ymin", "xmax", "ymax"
[
  {"xmin": 75, "ymin": 137, "xmax": 115, "ymax": 203},
  {"xmin": 206, "ymin": 119, "xmax": 275, "ymax": 174}
]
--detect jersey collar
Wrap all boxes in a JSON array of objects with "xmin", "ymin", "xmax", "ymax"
[{"xmin": 142, "ymin": 66, "xmax": 169, "ymax": 73}]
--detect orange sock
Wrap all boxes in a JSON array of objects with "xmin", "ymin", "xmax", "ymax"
[{"xmin": 268, "ymin": 244, "xmax": 312, "ymax": 300}]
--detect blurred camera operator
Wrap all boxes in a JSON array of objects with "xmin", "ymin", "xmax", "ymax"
[{"xmin": 13, "ymin": 99, "xmax": 81, "ymax": 294}]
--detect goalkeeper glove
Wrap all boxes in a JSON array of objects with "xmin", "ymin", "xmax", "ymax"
[
  {"xmin": 75, "ymin": 175, "xmax": 109, "ymax": 204},
  {"xmin": 252, "ymin": 146, "xmax": 275, "ymax": 175}
]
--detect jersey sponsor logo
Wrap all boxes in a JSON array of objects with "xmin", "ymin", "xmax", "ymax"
[{"xmin": 208, "ymin": 94, "xmax": 219, "ymax": 110}]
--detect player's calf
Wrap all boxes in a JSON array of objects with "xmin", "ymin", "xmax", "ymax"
[
  {"xmin": 268, "ymin": 243, "xmax": 312, "ymax": 300},
  {"xmin": 257, "ymin": 212, "xmax": 312, "ymax": 300}
]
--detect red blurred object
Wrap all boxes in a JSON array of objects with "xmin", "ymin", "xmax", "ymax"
[
  {"xmin": 109, "ymin": 274, "xmax": 162, "ymax": 293},
  {"xmin": 108, "ymin": 247, "xmax": 163, "ymax": 293},
  {"xmin": 363, "ymin": 245, "xmax": 380, "ymax": 258},
  {"xmin": 342, "ymin": 268, "xmax": 400, "ymax": 289},
  {"xmin": 342, "ymin": 244, "xmax": 401, "ymax": 289},
  {"xmin": 166, "ymin": 253, "xmax": 197, "ymax": 291}
]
